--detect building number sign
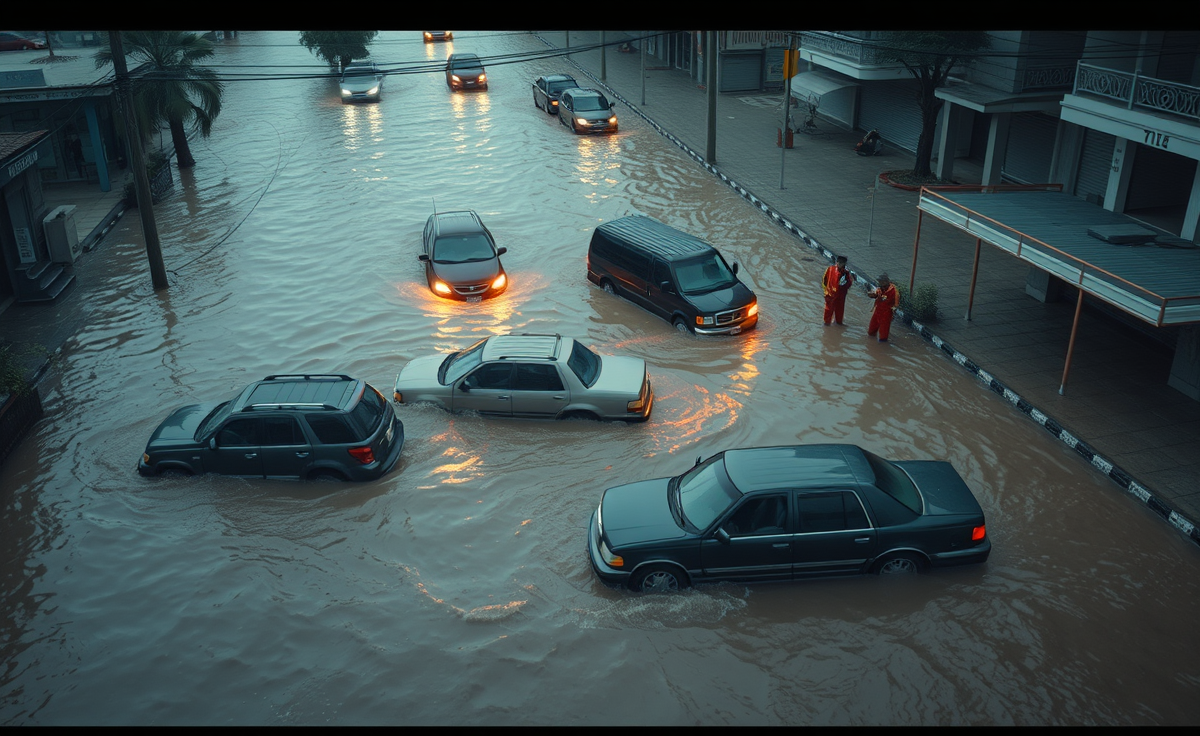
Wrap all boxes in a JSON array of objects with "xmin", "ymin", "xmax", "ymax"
[{"xmin": 1143, "ymin": 129, "xmax": 1170, "ymax": 150}]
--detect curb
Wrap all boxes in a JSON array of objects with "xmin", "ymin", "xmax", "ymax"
[{"xmin": 544, "ymin": 34, "xmax": 1200, "ymax": 549}]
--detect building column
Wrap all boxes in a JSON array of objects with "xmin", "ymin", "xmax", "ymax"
[
  {"xmin": 83, "ymin": 101, "xmax": 110, "ymax": 192},
  {"xmin": 1181, "ymin": 160, "xmax": 1200, "ymax": 243},
  {"xmin": 934, "ymin": 102, "xmax": 957, "ymax": 181},
  {"xmin": 1103, "ymin": 137, "xmax": 1136, "ymax": 212},
  {"xmin": 1169, "ymin": 325, "xmax": 1200, "ymax": 401},
  {"xmin": 981, "ymin": 112, "xmax": 1011, "ymax": 186}
]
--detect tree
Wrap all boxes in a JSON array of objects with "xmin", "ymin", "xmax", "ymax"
[
  {"xmin": 299, "ymin": 31, "xmax": 379, "ymax": 72},
  {"xmin": 94, "ymin": 31, "xmax": 224, "ymax": 169},
  {"xmin": 875, "ymin": 31, "xmax": 991, "ymax": 179}
]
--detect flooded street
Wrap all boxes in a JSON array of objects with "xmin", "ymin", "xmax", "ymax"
[{"xmin": 3, "ymin": 31, "xmax": 1199, "ymax": 725}]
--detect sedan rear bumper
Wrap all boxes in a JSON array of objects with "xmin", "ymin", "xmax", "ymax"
[{"xmin": 928, "ymin": 538, "xmax": 991, "ymax": 568}]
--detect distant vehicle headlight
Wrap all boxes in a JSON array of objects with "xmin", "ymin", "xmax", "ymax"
[
  {"xmin": 368, "ymin": 86, "xmax": 379, "ymax": 95},
  {"xmin": 550, "ymin": 99, "xmax": 558, "ymax": 106},
  {"xmin": 576, "ymin": 118, "xmax": 588, "ymax": 126},
  {"xmin": 451, "ymin": 75, "xmax": 461, "ymax": 83},
  {"xmin": 609, "ymin": 116, "xmax": 618, "ymax": 124},
  {"xmin": 424, "ymin": 32, "xmax": 433, "ymax": 40},
  {"xmin": 477, "ymin": 73, "xmax": 486, "ymax": 82},
  {"xmin": 341, "ymin": 88, "xmax": 352, "ymax": 95}
]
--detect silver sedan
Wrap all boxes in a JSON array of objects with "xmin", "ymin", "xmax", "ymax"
[{"xmin": 393, "ymin": 333, "xmax": 653, "ymax": 422}]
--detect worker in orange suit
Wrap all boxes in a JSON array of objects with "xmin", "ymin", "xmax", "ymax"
[
  {"xmin": 822, "ymin": 255, "xmax": 855, "ymax": 325},
  {"xmin": 867, "ymin": 273, "xmax": 899, "ymax": 342}
]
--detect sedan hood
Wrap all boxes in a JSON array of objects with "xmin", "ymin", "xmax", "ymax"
[
  {"xmin": 590, "ymin": 355, "xmax": 645, "ymax": 395},
  {"xmin": 341, "ymin": 77, "xmax": 380, "ymax": 93},
  {"xmin": 147, "ymin": 401, "xmax": 220, "ymax": 447},
  {"xmin": 684, "ymin": 281, "xmax": 756, "ymax": 314},
  {"xmin": 395, "ymin": 354, "xmax": 446, "ymax": 390},
  {"xmin": 600, "ymin": 478, "xmax": 687, "ymax": 548},
  {"xmin": 893, "ymin": 461, "xmax": 983, "ymax": 517},
  {"xmin": 432, "ymin": 259, "xmax": 500, "ymax": 286}
]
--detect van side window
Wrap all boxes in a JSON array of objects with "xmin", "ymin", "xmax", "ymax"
[{"xmin": 652, "ymin": 259, "xmax": 673, "ymax": 289}]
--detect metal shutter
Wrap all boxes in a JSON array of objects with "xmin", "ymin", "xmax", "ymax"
[
  {"xmin": 719, "ymin": 52, "xmax": 763, "ymax": 93},
  {"xmin": 1074, "ymin": 129, "xmax": 1115, "ymax": 204},
  {"xmin": 857, "ymin": 79, "xmax": 924, "ymax": 153}
]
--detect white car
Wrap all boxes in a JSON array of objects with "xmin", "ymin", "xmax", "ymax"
[
  {"xmin": 393, "ymin": 334, "xmax": 653, "ymax": 422},
  {"xmin": 340, "ymin": 61, "xmax": 382, "ymax": 103}
]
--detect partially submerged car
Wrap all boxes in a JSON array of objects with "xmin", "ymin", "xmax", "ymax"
[
  {"xmin": 138, "ymin": 374, "xmax": 404, "ymax": 481},
  {"xmin": 393, "ymin": 333, "xmax": 653, "ymax": 422},
  {"xmin": 423, "ymin": 31, "xmax": 453, "ymax": 43},
  {"xmin": 419, "ymin": 210, "xmax": 508, "ymax": 300},
  {"xmin": 558, "ymin": 88, "xmax": 617, "ymax": 134},
  {"xmin": 340, "ymin": 60, "xmax": 383, "ymax": 103},
  {"xmin": 446, "ymin": 53, "xmax": 487, "ymax": 90},
  {"xmin": 532, "ymin": 74, "xmax": 578, "ymax": 114},
  {"xmin": 589, "ymin": 444, "xmax": 990, "ymax": 592}
]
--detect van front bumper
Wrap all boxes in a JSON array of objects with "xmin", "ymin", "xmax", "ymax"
[{"xmin": 695, "ymin": 313, "xmax": 758, "ymax": 335}]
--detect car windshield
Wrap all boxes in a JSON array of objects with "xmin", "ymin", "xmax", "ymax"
[
  {"xmin": 864, "ymin": 450, "xmax": 924, "ymax": 514},
  {"xmin": 674, "ymin": 254, "xmax": 738, "ymax": 295},
  {"xmin": 572, "ymin": 95, "xmax": 609, "ymax": 111},
  {"xmin": 441, "ymin": 339, "xmax": 487, "ymax": 385},
  {"xmin": 566, "ymin": 342, "xmax": 602, "ymax": 387},
  {"xmin": 433, "ymin": 234, "xmax": 495, "ymax": 263},
  {"xmin": 344, "ymin": 66, "xmax": 375, "ymax": 77},
  {"xmin": 453, "ymin": 57, "xmax": 482, "ymax": 70},
  {"xmin": 196, "ymin": 400, "xmax": 233, "ymax": 440},
  {"xmin": 548, "ymin": 80, "xmax": 576, "ymax": 93},
  {"xmin": 674, "ymin": 455, "xmax": 741, "ymax": 531}
]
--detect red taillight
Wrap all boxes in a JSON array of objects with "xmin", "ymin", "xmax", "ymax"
[
  {"xmin": 971, "ymin": 525, "xmax": 986, "ymax": 541},
  {"xmin": 348, "ymin": 446, "xmax": 375, "ymax": 465}
]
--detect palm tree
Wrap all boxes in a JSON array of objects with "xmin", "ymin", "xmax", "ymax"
[{"xmin": 95, "ymin": 31, "xmax": 223, "ymax": 169}]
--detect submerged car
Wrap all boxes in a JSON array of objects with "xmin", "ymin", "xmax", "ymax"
[
  {"xmin": 393, "ymin": 333, "xmax": 653, "ymax": 422},
  {"xmin": 420, "ymin": 210, "xmax": 508, "ymax": 300},
  {"xmin": 0, "ymin": 33, "xmax": 45, "ymax": 51},
  {"xmin": 138, "ymin": 374, "xmax": 404, "ymax": 481},
  {"xmin": 423, "ymin": 31, "xmax": 453, "ymax": 42},
  {"xmin": 532, "ymin": 74, "xmax": 578, "ymax": 114},
  {"xmin": 340, "ymin": 60, "xmax": 383, "ymax": 103},
  {"xmin": 589, "ymin": 444, "xmax": 990, "ymax": 592},
  {"xmin": 558, "ymin": 88, "xmax": 617, "ymax": 134},
  {"xmin": 446, "ymin": 53, "xmax": 487, "ymax": 90}
]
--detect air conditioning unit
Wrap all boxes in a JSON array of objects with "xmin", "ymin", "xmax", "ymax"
[{"xmin": 43, "ymin": 205, "xmax": 81, "ymax": 263}]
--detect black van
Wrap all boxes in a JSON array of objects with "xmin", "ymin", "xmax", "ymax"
[{"xmin": 586, "ymin": 216, "xmax": 759, "ymax": 335}]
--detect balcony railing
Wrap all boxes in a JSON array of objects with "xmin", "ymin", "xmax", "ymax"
[
  {"xmin": 725, "ymin": 31, "xmax": 791, "ymax": 49},
  {"xmin": 1021, "ymin": 64, "xmax": 1076, "ymax": 92},
  {"xmin": 1073, "ymin": 62, "xmax": 1200, "ymax": 122},
  {"xmin": 798, "ymin": 31, "xmax": 889, "ymax": 66}
]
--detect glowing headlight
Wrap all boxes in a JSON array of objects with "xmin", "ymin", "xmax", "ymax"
[
  {"xmin": 696, "ymin": 315, "xmax": 715, "ymax": 326},
  {"xmin": 609, "ymin": 116, "xmax": 618, "ymax": 124},
  {"xmin": 341, "ymin": 88, "xmax": 352, "ymax": 95},
  {"xmin": 576, "ymin": 118, "xmax": 588, "ymax": 126},
  {"xmin": 433, "ymin": 281, "xmax": 452, "ymax": 295},
  {"xmin": 477, "ymin": 73, "xmax": 486, "ymax": 82},
  {"xmin": 424, "ymin": 32, "xmax": 432, "ymax": 39},
  {"xmin": 491, "ymin": 273, "xmax": 507, "ymax": 290},
  {"xmin": 550, "ymin": 100, "xmax": 558, "ymax": 106},
  {"xmin": 367, "ymin": 86, "xmax": 379, "ymax": 95},
  {"xmin": 451, "ymin": 75, "xmax": 461, "ymax": 83},
  {"xmin": 747, "ymin": 302, "xmax": 759, "ymax": 317}
]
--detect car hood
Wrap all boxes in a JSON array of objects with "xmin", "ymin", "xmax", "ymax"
[
  {"xmin": 571, "ymin": 108, "xmax": 613, "ymax": 122},
  {"xmin": 147, "ymin": 401, "xmax": 220, "ymax": 447},
  {"xmin": 341, "ymin": 77, "xmax": 379, "ymax": 92},
  {"xmin": 682, "ymin": 281, "xmax": 756, "ymax": 313},
  {"xmin": 600, "ymin": 478, "xmax": 687, "ymax": 548},
  {"xmin": 395, "ymin": 354, "xmax": 446, "ymax": 390},
  {"xmin": 893, "ymin": 461, "xmax": 984, "ymax": 517},
  {"xmin": 432, "ymin": 259, "xmax": 500, "ymax": 285},
  {"xmin": 452, "ymin": 68, "xmax": 484, "ymax": 79},
  {"xmin": 590, "ymin": 355, "xmax": 645, "ymax": 395}
]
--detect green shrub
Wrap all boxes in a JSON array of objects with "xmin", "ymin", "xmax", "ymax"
[{"xmin": 896, "ymin": 282, "xmax": 939, "ymax": 322}]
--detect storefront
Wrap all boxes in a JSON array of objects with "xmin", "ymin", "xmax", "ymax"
[{"xmin": 0, "ymin": 131, "xmax": 75, "ymax": 307}]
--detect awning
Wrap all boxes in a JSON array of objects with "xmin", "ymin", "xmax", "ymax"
[{"xmin": 788, "ymin": 71, "xmax": 858, "ymax": 101}]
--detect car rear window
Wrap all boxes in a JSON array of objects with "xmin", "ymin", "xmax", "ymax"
[
  {"xmin": 864, "ymin": 451, "xmax": 923, "ymax": 515},
  {"xmin": 548, "ymin": 80, "xmax": 576, "ymax": 93},
  {"xmin": 567, "ymin": 343, "xmax": 602, "ymax": 387},
  {"xmin": 347, "ymin": 386, "xmax": 386, "ymax": 438}
]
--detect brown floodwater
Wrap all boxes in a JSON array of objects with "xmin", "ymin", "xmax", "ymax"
[{"xmin": 2, "ymin": 31, "xmax": 1199, "ymax": 725}]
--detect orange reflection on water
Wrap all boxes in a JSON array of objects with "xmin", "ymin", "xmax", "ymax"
[
  {"xmin": 649, "ymin": 383, "xmax": 741, "ymax": 455},
  {"xmin": 430, "ymin": 445, "xmax": 483, "ymax": 485},
  {"xmin": 403, "ymin": 565, "xmax": 527, "ymax": 622},
  {"xmin": 340, "ymin": 100, "xmax": 386, "ymax": 151},
  {"xmin": 728, "ymin": 329, "xmax": 765, "ymax": 394},
  {"xmin": 572, "ymin": 133, "xmax": 622, "ymax": 201}
]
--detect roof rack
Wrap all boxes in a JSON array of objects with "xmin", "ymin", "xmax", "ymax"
[
  {"xmin": 262, "ymin": 374, "xmax": 354, "ymax": 382},
  {"xmin": 241, "ymin": 402, "xmax": 340, "ymax": 412}
]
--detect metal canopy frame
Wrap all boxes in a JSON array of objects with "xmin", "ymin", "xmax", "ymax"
[{"xmin": 910, "ymin": 185, "xmax": 1200, "ymax": 395}]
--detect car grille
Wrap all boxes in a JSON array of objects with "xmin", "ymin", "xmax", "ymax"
[
  {"xmin": 454, "ymin": 283, "xmax": 488, "ymax": 295},
  {"xmin": 715, "ymin": 307, "xmax": 744, "ymax": 325}
]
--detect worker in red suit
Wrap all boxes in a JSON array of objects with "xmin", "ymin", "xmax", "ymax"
[
  {"xmin": 822, "ymin": 255, "xmax": 855, "ymax": 325},
  {"xmin": 867, "ymin": 273, "xmax": 899, "ymax": 342}
]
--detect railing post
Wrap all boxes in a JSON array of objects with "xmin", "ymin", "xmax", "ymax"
[{"xmin": 1129, "ymin": 69, "xmax": 1139, "ymax": 109}]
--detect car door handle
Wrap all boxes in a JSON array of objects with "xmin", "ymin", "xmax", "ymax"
[
  {"xmin": 244, "ymin": 453, "xmax": 258, "ymax": 459},
  {"xmin": 854, "ymin": 537, "xmax": 871, "ymax": 543},
  {"xmin": 772, "ymin": 543, "xmax": 790, "ymax": 549},
  {"xmin": 553, "ymin": 395, "xmax": 566, "ymax": 401},
  {"xmin": 295, "ymin": 452, "xmax": 310, "ymax": 458},
  {"xmin": 497, "ymin": 395, "xmax": 509, "ymax": 401}
]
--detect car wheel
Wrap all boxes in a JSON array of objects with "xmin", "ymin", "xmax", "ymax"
[
  {"xmin": 874, "ymin": 553, "xmax": 924, "ymax": 575},
  {"xmin": 601, "ymin": 280, "xmax": 615, "ymax": 295},
  {"xmin": 630, "ymin": 565, "xmax": 685, "ymax": 593},
  {"xmin": 559, "ymin": 410, "xmax": 600, "ymax": 421},
  {"xmin": 159, "ymin": 466, "xmax": 194, "ymax": 478},
  {"xmin": 673, "ymin": 318, "xmax": 691, "ymax": 334},
  {"xmin": 307, "ymin": 469, "xmax": 347, "ymax": 482}
]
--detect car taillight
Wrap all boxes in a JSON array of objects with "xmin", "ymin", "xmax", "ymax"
[
  {"xmin": 348, "ymin": 446, "xmax": 375, "ymax": 465},
  {"xmin": 971, "ymin": 525, "xmax": 986, "ymax": 541},
  {"xmin": 393, "ymin": 391, "xmax": 403, "ymax": 403}
]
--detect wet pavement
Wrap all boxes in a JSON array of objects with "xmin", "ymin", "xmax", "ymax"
[{"xmin": 1, "ymin": 31, "xmax": 1199, "ymax": 726}]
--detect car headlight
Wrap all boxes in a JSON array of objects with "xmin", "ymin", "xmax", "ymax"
[
  {"xmin": 477, "ymin": 73, "xmax": 486, "ymax": 82},
  {"xmin": 609, "ymin": 116, "xmax": 618, "ymax": 124},
  {"xmin": 142, "ymin": 453, "xmax": 151, "ymax": 464},
  {"xmin": 626, "ymin": 398, "xmax": 645, "ymax": 411},
  {"xmin": 747, "ymin": 302, "xmax": 759, "ymax": 317},
  {"xmin": 696, "ymin": 315, "xmax": 715, "ymax": 326},
  {"xmin": 451, "ymin": 75, "xmax": 461, "ymax": 83},
  {"xmin": 599, "ymin": 538, "xmax": 624, "ymax": 568},
  {"xmin": 491, "ymin": 273, "xmax": 506, "ymax": 290},
  {"xmin": 341, "ymin": 88, "xmax": 352, "ymax": 95},
  {"xmin": 433, "ymin": 281, "xmax": 452, "ymax": 295},
  {"xmin": 424, "ymin": 32, "xmax": 432, "ymax": 39},
  {"xmin": 368, "ymin": 86, "xmax": 379, "ymax": 95},
  {"xmin": 550, "ymin": 99, "xmax": 558, "ymax": 106},
  {"xmin": 576, "ymin": 118, "xmax": 588, "ymax": 126}
]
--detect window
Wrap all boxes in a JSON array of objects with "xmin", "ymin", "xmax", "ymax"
[
  {"xmin": 863, "ymin": 451, "xmax": 922, "ymax": 515},
  {"xmin": 442, "ymin": 340, "xmax": 487, "ymax": 384},
  {"xmin": 566, "ymin": 342, "xmax": 602, "ymax": 387},
  {"xmin": 306, "ymin": 414, "xmax": 357, "ymax": 444},
  {"xmin": 263, "ymin": 417, "xmax": 305, "ymax": 446},
  {"xmin": 652, "ymin": 259, "xmax": 673, "ymax": 290},
  {"xmin": 217, "ymin": 418, "xmax": 262, "ymax": 447},
  {"xmin": 796, "ymin": 492, "xmax": 871, "ymax": 533},
  {"xmin": 722, "ymin": 495, "xmax": 788, "ymax": 536},
  {"xmin": 674, "ymin": 254, "xmax": 738, "ymax": 295},
  {"xmin": 348, "ymin": 387, "xmax": 385, "ymax": 438},
  {"xmin": 464, "ymin": 363, "xmax": 512, "ymax": 390},
  {"xmin": 514, "ymin": 364, "xmax": 564, "ymax": 391}
]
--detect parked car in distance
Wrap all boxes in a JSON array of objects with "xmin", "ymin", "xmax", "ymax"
[
  {"xmin": 424, "ymin": 31, "xmax": 453, "ymax": 42},
  {"xmin": 558, "ymin": 88, "xmax": 618, "ymax": 134},
  {"xmin": 589, "ymin": 444, "xmax": 991, "ymax": 592},
  {"xmin": 587, "ymin": 215, "xmax": 758, "ymax": 335},
  {"xmin": 340, "ymin": 60, "xmax": 383, "ymax": 103},
  {"xmin": 0, "ymin": 32, "xmax": 45, "ymax": 51},
  {"xmin": 393, "ymin": 333, "xmax": 653, "ymax": 422},
  {"xmin": 138, "ymin": 374, "xmax": 404, "ymax": 481},
  {"xmin": 420, "ymin": 210, "xmax": 507, "ymax": 300},
  {"xmin": 446, "ymin": 53, "xmax": 487, "ymax": 90},
  {"xmin": 532, "ymin": 74, "xmax": 578, "ymax": 114}
]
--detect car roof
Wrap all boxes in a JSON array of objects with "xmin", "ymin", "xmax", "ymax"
[
  {"xmin": 566, "ymin": 88, "xmax": 605, "ymax": 98},
  {"xmin": 238, "ymin": 375, "xmax": 360, "ymax": 412},
  {"xmin": 596, "ymin": 216, "xmax": 714, "ymax": 260},
  {"xmin": 544, "ymin": 74, "xmax": 576, "ymax": 82},
  {"xmin": 722, "ymin": 444, "xmax": 874, "ymax": 493},
  {"xmin": 450, "ymin": 53, "xmax": 480, "ymax": 61},
  {"xmin": 480, "ymin": 334, "xmax": 564, "ymax": 362},
  {"xmin": 432, "ymin": 210, "xmax": 484, "ymax": 235}
]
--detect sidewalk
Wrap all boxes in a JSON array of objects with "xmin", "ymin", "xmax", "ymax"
[{"xmin": 545, "ymin": 31, "xmax": 1200, "ymax": 545}]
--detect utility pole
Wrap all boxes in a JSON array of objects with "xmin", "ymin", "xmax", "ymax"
[
  {"xmin": 705, "ymin": 31, "xmax": 716, "ymax": 165},
  {"xmin": 600, "ymin": 30, "xmax": 606, "ymax": 81},
  {"xmin": 109, "ymin": 30, "xmax": 168, "ymax": 290},
  {"xmin": 640, "ymin": 33, "xmax": 646, "ymax": 106},
  {"xmin": 780, "ymin": 34, "xmax": 795, "ymax": 189}
]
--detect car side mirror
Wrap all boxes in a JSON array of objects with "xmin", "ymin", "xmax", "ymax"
[
  {"xmin": 660, "ymin": 281, "xmax": 674, "ymax": 294},
  {"xmin": 732, "ymin": 262, "xmax": 740, "ymax": 275},
  {"xmin": 714, "ymin": 528, "xmax": 732, "ymax": 545},
  {"xmin": 209, "ymin": 437, "xmax": 217, "ymax": 451},
  {"xmin": 496, "ymin": 247, "xmax": 507, "ymax": 256},
  {"xmin": 418, "ymin": 254, "xmax": 430, "ymax": 262},
  {"xmin": 694, "ymin": 455, "xmax": 702, "ymax": 466}
]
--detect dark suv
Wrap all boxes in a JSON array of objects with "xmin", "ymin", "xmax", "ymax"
[{"xmin": 138, "ymin": 374, "xmax": 404, "ymax": 481}]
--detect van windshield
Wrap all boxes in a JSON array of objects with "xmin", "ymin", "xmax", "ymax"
[{"xmin": 674, "ymin": 255, "xmax": 738, "ymax": 295}]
